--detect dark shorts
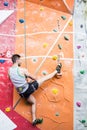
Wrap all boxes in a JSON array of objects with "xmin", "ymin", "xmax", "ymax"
[{"xmin": 19, "ymin": 81, "xmax": 39, "ymax": 99}]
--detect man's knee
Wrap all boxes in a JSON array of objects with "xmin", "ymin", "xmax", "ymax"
[
  {"xmin": 32, "ymin": 98, "xmax": 36, "ymax": 104},
  {"xmin": 27, "ymin": 95, "xmax": 36, "ymax": 104}
]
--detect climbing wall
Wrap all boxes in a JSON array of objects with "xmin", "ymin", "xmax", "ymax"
[
  {"xmin": 0, "ymin": 0, "xmax": 74, "ymax": 130},
  {"xmin": 13, "ymin": 0, "xmax": 74, "ymax": 130},
  {"xmin": 0, "ymin": 0, "xmax": 40, "ymax": 130},
  {"xmin": 74, "ymin": 0, "xmax": 87, "ymax": 130}
]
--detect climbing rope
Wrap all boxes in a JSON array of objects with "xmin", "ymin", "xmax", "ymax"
[
  {"xmin": 13, "ymin": 0, "xmax": 27, "ymax": 110},
  {"xmin": 24, "ymin": 0, "xmax": 27, "ymax": 68}
]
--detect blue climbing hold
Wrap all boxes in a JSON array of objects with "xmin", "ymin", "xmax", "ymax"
[
  {"xmin": 19, "ymin": 19, "xmax": 25, "ymax": 23},
  {"xmin": 4, "ymin": 2, "xmax": 9, "ymax": 6},
  {"xmin": 0, "ymin": 60, "xmax": 5, "ymax": 64}
]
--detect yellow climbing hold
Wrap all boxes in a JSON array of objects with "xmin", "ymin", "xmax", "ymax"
[
  {"xmin": 43, "ymin": 43, "xmax": 48, "ymax": 48},
  {"xmin": 52, "ymin": 55, "xmax": 58, "ymax": 60},
  {"xmin": 52, "ymin": 88, "xmax": 58, "ymax": 94},
  {"xmin": 5, "ymin": 107, "xmax": 11, "ymax": 112},
  {"xmin": 69, "ymin": 21, "xmax": 73, "ymax": 26},
  {"xmin": 40, "ymin": 7, "xmax": 44, "ymax": 11}
]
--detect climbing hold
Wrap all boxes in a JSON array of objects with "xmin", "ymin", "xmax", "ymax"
[
  {"xmin": 42, "ymin": 70, "xmax": 47, "ymax": 75},
  {"xmin": 76, "ymin": 102, "xmax": 81, "ymax": 107},
  {"xmin": 83, "ymin": 0, "xmax": 87, "ymax": 3},
  {"xmin": 61, "ymin": 16, "xmax": 66, "ymax": 20},
  {"xmin": 5, "ymin": 107, "xmax": 11, "ymax": 112},
  {"xmin": 0, "ymin": 60, "xmax": 5, "ymax": 64},
  {"xmin": 32, "ymin": 58, "xmax": 37, "ymax": 63},
  {"xmin": 80, "ymin": 70, "xmax": 85, "ymax": 74},
  {"xmin": 43, "ymin": 43, "xmax": 48, "ymax": 48},
  {"xmin": 19, "ymin": 19, "xmax": 25, "ymax": 23},
  {"xmin": 53, "ymin": 29, "xmax": 57, "ymax": 32},
  {"xmin": 77, "ymin": 45, "xmax": 81, "ymax": 49},
  {"xmin": 58, "ymin": 44, "xmax": 62, "ymax": 49},
  {"xmin": 84, "ymin": 123, "xmax": 87, "ymax": 127},
  {"xmin": 52, "ymin": 88, "xmax": 58, "ymax": 94},
  {"xmin": 40, "ymin": 7, "xmax": 44, "ymax": 11},
  {"xmin": 55, "ymin": 112, "xmax": 60, "ymax": 116},
  {"xmin": 52, "ymin": 55, "xmax": 58, "ymax": 60},
  {"xmin": 80, "ymin": 24, "xmax": 83, "ymax": 28},
  {"xmin": 64, "ymin": 35, "xmax": 69, "ymax": 41},
  {"xmin": 80, "ymin": 120, "xmax": 86, "ymax": 124},
  {"xmin": 69, "ymin": 21, "xmax": 73, "ymax": 26},
  {"xmin": 4, "ymin": 2, "xmax": 9, "ymax": 6}
]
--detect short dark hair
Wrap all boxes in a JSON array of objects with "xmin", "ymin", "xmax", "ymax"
[{"xmin": 11, "ymin": 54, "xmax": 21, "ymax": 63}]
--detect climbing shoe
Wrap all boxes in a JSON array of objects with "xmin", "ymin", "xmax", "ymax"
[
  {"xmin": 56, "ymin": 63, "xmax": 62, "ymax": 73},
  {"xmin": 32, "ymin": 118, "xmax": 43, "ymax": 126}
]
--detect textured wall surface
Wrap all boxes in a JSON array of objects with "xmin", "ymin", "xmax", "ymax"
[
  {"xmin": 0, "ymin": 0, "xmax": 74, "ymax": 130},
  {"xmin": 74, "ymin": 0, "xmax": 87, "ymax": 130},
  {"xmin": 14, "ymin": 1, "xmax": 74, "ymax": 130}
]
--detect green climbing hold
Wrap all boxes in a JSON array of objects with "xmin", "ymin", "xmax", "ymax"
[
  {"xmin": 61, "ymin": 16, "xmax": 66, "ymax": 20},
  {"xmin": 64, "ymin": 36, "xmax": 69, "ymax": 41},
  {"xmin": 58, "ymin": 44, "xmax": 62, "ymax": 49},
  {"xmin": 32, "ymin": 58, "xmax": 37, "ymax": 63},
  {"xmin": 55, "ymin": 112, "xmax": 59, "ymax": 116},
  {"xmin": 80, "ymin": 70, "xmax": 85, "ymax": 74},
  {"xmin": 80, "ymin": 120, "xmax": 86, "ymax": 123},
  {"xmin": 42, "ymin": 70, "xmax": 47, "ymax": 75},
  {"xmin": 53, "ymin": 29, "xmax": 57, "ymax": 32}
]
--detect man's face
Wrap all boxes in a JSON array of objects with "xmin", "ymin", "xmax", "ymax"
[{"xmin": 17, "ymin": 58, "xmax": 22, "ymax": 66}]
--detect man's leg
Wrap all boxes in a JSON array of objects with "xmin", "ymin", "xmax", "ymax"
[
  {"xmin": 27, "ymin": 94, "xmax": 36, "ymax": 122},
  {"xmin": 27, "ymin": 94, "xmax": 43, "ymax": 125},
  {"xmin": 37, "ymin": 70, "xmax": 59, "ymax": 86}
]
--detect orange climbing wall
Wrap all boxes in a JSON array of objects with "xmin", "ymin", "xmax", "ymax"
[
  {"xmin": 14, "ymin": 0, "xmax": 73, "ymax": 130},
  {"xmin": 28, "ymin": 0, "xmax": 74, "ymax": 13}
]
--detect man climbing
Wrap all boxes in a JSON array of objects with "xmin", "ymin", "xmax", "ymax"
[{"xmin": 8, "ymin": 54, "xmax": 62, "ymax": 126}]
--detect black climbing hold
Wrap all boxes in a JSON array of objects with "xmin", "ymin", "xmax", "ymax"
[
  {"xmin": 58, "ymin": 44, "xmax": 62, "ymax": 49},
  {"xmin": 83, "ymin": 0, "xmax": 87, "ymax": 3},
  {"xmin": 80, "ymin": 24, "xmax": 83, "ymax": 28}
]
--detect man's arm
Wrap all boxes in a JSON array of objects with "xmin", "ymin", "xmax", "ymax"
[{"xmin": 23, "ymin": 68, "xmax": 36, "ymax": 80}]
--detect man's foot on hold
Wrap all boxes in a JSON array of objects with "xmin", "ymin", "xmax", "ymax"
[
  {"xmin": 32, "ymin": 118, "xmax": 43, "ymax": 126},
  {"xmin": 56, "ymin": 63, "xmax": 62, "ymax": 73}
]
